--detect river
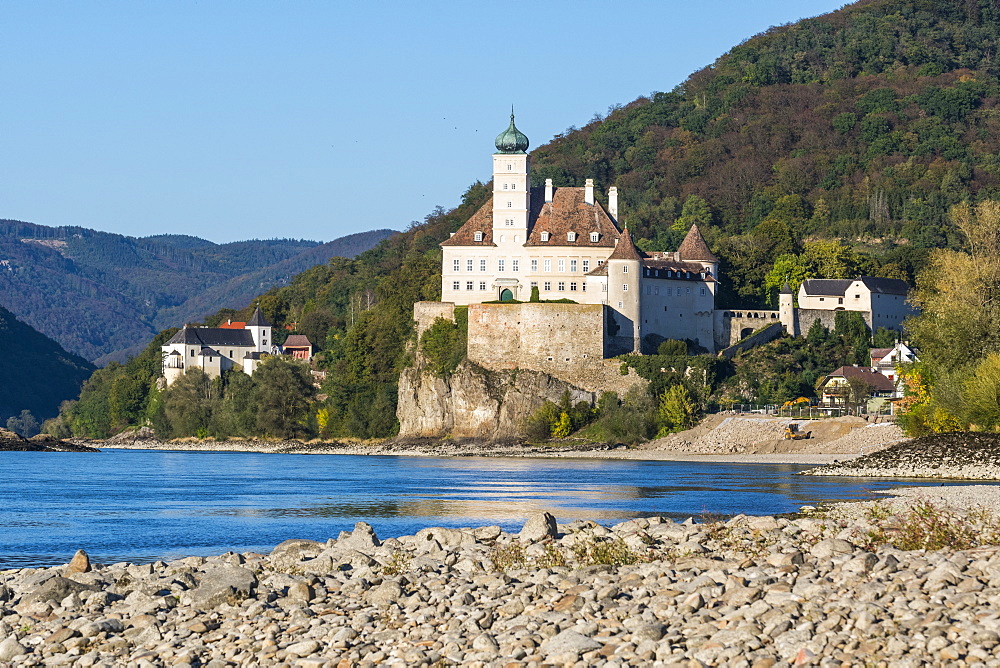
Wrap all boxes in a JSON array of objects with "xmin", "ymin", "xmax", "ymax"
[{"xmin": 0, "ymin": 449, "xmax": 967, "ymax": 568}]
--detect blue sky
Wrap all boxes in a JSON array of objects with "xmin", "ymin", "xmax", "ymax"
[{"xmin": 2, "ymin": 1, "xmax": 848, "ymax": 243}]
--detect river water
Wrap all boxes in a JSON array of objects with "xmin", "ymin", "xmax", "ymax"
[{"xmin": 0, "ymin": 449, "xmax": 965, "ymax": 568}]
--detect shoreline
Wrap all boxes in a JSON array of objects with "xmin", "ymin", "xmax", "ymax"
[
  {"xmin": 88, "ymin": 439, "xmax": 865, "ymax": 465},
  {"xmin": 4, "ymin": 485, "xmax": 1000, "ymax": 665}
]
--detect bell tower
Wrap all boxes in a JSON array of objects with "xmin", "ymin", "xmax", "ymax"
[{"xmin": 492, "ymin": 110, "xmax": 530, "ymax": 249}]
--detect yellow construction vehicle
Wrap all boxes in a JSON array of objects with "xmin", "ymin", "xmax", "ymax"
[{"xmin": 783, "ymin": 423, "xmax": 811, "ymax": 440}]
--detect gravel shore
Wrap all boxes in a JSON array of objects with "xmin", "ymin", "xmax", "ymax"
[
  {"xmin": 5, "ymin": 486, "xmax": 1000, "ymax": 666},
  {"xmin": 804, "ymin": 432, "xmax": 1000, "ymax": 479}
]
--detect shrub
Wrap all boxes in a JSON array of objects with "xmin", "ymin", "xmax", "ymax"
[{"xmin": 419, "ymin": 316, "xmax": 466, "ymax": 376}]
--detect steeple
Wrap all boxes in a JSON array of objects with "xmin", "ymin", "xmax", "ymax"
[
  {"xmin": 247, "ymin": 307, "xmax": 271, "ymax": 327},
  {"xmin": 494, "ymin": 109, "xmax": 529, "ymax": 154},
  {"xmin": 677, "ymin": 224, "xmax": 717, "ymax": 262},
  {"xmin": 607, "ymin": 226, "xmax": 645, "ymax": 261}
]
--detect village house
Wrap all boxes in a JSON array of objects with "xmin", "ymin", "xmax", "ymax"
[{"xmin": 817, "ymin": 365, "xmax": 897, "ymax": 407}]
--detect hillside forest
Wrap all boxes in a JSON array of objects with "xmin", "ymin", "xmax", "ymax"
[{"xmin": 48, "ymin": 0, "xmax": 1000, "ymax": 441}]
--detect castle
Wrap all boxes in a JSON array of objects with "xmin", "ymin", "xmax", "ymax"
[
  {"xmin": 424, "ymin": 113, "xmax": 917, "ymax": 384},
  {"xmin": 161, "ymin": 308, "xmax": 275, "ymax": 385},
  {"xmin": 441, "ymin": 112, "xmax": 720, "ymax": 356}
]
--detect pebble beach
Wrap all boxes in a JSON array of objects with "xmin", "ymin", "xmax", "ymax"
[{"xmin": 5, "ymin": 485, "xmax": 1000, "ymax": 666}]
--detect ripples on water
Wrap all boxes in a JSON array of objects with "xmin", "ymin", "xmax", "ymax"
[{"xmin": 0, "ymin": 449, "xmax": 976, "ymax": 568}]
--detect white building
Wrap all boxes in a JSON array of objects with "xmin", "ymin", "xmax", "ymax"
[
  {"xmin": 797, "ymin": 277, "xmax": 914, "ymax": 329},
  {"xmin": 161, "ymin": 308, "xmax": 274, "ymax": 385},
  {"xmin": 441, "ymin": 113, "xmax": 720, "ymax": 353}
]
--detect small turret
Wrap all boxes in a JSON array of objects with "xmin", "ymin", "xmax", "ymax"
[
  {"xmin": 779, "ymin": 281, "xmax": 797, "ymax": 336},
  {"xmin": 246, "ymin": 307, "xmax": 272, "ymax": 353}
]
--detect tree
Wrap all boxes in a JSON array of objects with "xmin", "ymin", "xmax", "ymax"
[
  {"xmin": 762, "ymin": 254, "xmax": 812, "ymax": 306},
  {"xmin": 672, "ymin": 195, "xmax": 712, "ymax": 232},
  {"xmin": 6, "ymin": 410, "xmax": 39, "ymax": 438},
  {"xmin": 160, "ymin": 369, "xmax": 216, "ymax": 438},
  {"xmin": 657, "ymin": 385, "xmax": 697, "ymax": 436},
  {"xmin": 803, "ymin": 239, "xmax": 858, "ymax": 279},
  {"xmin": 252, "ymin": 358, "xmax": 317, "ymax": 438}
]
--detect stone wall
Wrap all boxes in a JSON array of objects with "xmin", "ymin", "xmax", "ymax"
[
  {"xmin": 413, "ymin": 301, "xmax": 457, "ymax": 339},
  {"xmin": 718, "ymin": 322, "xmax": 786, "ymax": 359},
  {"xmin": 713, "ymin": 310, "xmax": 782, "ymax": 350},
  {"xmin": 795, "ymin": 308, "xmax": 869, "ymax": 336},
  {"xmin": 465, "ymin": 302, "xmax": 645, "ymax": 395}
]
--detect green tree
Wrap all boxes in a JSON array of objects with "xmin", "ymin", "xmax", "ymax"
[
  {"xmin": 160, "ymin": 369, "xmax": 216, "ymax": 438},
  {"xmin": 252, "ymin": 358, "xmax": 317, "ymax": 439},
  {"xmin": 762, "ymin": 254, "xmax": 812, "ymax": 306},
  {"xmin": 656, "ymin": 385, "xmax": 697, "ymax": 436},
  {"xmin": 672, "ymin": 195, "xmax": 712, "ymax": 232}
]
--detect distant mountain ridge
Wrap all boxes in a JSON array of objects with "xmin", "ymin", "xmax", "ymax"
[
  {"xmin": 0, "ymin": 220, "xmax": 396, "ymax": 363},
  {"xmin": 0, "ymin": 303, "xmax": 94, "ymax": 422}
]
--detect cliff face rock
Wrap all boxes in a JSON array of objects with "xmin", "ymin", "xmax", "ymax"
[{"xmin": 397, "ymin": 360, "xmax": 595, "ymax": 440}]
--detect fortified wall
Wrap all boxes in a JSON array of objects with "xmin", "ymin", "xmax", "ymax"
[
  {"xmin": 713, "ymin": 309, "xmax": 783, "ymax": 350},
  {"xmin": 790, "ymin": 309, "xmax": 871, "ymax": 337},
  {"xmin": 412, "ymin": 301, "xmax": 644, "ymax": 396}
]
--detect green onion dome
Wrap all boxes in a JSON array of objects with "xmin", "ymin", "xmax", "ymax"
[{"xmin": 495, "ymin": 113, "xmax": 529, "ymax": 154}]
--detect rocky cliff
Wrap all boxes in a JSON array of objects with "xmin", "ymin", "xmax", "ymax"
[{"xmin": 396, "ymin": 360, "xmax": 597, "ymax": 441}]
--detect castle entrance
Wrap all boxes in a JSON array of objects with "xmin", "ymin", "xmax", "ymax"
[{"xmin": 500, "ymin": 288, "xmax": 514, "ymax": 302}]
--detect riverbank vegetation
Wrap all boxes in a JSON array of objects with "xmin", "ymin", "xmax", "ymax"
[{"xmin": 50, "ymin": 0, "xmax": 1000, "ymax": 441}]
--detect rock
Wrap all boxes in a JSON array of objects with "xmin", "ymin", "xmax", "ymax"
[
  {"xmin": 519, "ymin": 512, "xmax": 558, "ymax": 542},
  {"xmin": 338, "ymin": 521, "xmax": 381, "ymax": 551},
  {"xmin": 67, "ymin": 549, "xmax": 91, "ymax": 574},
  {"xmin": 23, "ymin": 576, "xmax": 100, "ymax": 604},
  {"xmin": 181, "ymin": 565, "xmax": 256, "ymax": 609},
  {"xmin": 809, "ymin": 538, "xmax": 855, "ymax": 559},
  {"xmin": 539, "ymin": 629, "xmax": 602, "ymax": 659},
  {"xmin": 366, "ymin": 580, "xmax": 403, "ymax": 607},
  {"xmin": 0, "ymin": 636, "xmax": 27, "ymax": 662},
  {"xmin": 269, "ymin": 539, "xmax": 322, "ymax": 570},
  {"xmin": 286, "ymin": 639, "xmax": 320, "ymax": 657},
  {"xmin": 473, "ymin": 525, "xmax": 502, "ymax": 541}
]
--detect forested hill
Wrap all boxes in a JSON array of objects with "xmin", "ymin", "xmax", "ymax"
[
  {"xmin": 0, "ymin": 220, "xmax": 395, "ymax": 363},
  {"xmin": 57, "ymin": 0, "xmax": 1000, "ymax": 439},
  {"xmin": 0, "ymin": 304, "xmax": 94, "ymax": 423}
]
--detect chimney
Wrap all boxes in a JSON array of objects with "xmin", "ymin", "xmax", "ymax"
[
  {"xmin": 545, "ymin": 178, "xmax": 553, "ymax": 203},
  {"xmin": 584, "ymin": 178, "xmax": 594, "ymax": 205},
  {"xmin": 608, "ymin": 186, "xmax": 618, "ymax": 219}
]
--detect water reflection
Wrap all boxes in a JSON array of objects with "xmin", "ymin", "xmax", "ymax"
[{"xmin": 0, "ymin": 449, "xmax": 993, "ymax": 568}]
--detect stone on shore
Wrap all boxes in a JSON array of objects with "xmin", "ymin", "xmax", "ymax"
[
  {"xmin": 67, "ymin": 549, "xmax": 91, "ymax": 573},
  {"xmin": 519, "ymin": 511, "xmax": 557, "ymax": 542}
]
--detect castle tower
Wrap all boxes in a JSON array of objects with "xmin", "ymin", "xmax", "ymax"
[
  {"xmin": 677, "ymin": 224, "xmax": 719, "ymax": 281},
  {"xmin": 492, "ymin": 111, "xmax": 531, "ymax": 250},
  {"xmin": 605, "ymin": 227, "xmax": 644, "ymax": 354},
  {"xmin": 246, "ymin": 307, "xmax": 272, "ymax": 353},
  {"xmin": 779, "ymin": 281, "xmax": 797, "ymax": 336}
]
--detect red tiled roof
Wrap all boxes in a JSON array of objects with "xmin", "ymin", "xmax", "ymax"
[
  {"xmin": 677, "ymin": 224, "xmax": 718, "ymax": 262},
  {"xmin": 606, "ymin": 226, "xmax": 645, "ymax": 261},
  {"xmin": 219, "ymin": 321, "xmax": 247, "ymax": 329},
  {"xmin": 283, "ymin": 335, "xmax": 313, "ymax": 348},
  {"xmin": 823, "ymin": 366, "xmax": 896, "ymax": 392},
  {"xmin": 441, "ymin": 186, "xmax": 621, "ymax": 248}
]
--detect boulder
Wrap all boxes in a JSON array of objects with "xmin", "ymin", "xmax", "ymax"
[
  {"xmin": 67, "ymin": 549, "xmax": 91, "ymax": 574},
  {"xmin": 539, "ymin": 629, "xmax": 601, "ymax": 661},
  {"xmin": 519, "ymin": 512, "xmax": 558, "ymax": 542},
  {"xmin": 269, "ymin": 539, "xmax": 322, "ymax": 571},
  {"xmin": 22, "ymin": 576, "xmax": 100, "ymax": 605},
  {"xmin": 337, "ymin": 522, "xmax": 381, "ymax": 551},
  {"xmin": 181, "ymin": 565, "xmax": 256, "ymax": 609},
  {"xmin": 0, "ymin": 636, "xmax": 27, "ymax": 662}
]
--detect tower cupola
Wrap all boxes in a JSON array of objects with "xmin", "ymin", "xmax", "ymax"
[{"xmin": 495, "ymin": 112, "xmax": 529, "ymax": 154}]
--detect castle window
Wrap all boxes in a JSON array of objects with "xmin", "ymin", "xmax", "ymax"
[
  {"xmin": 602, "ymin": 284, "xmax": 607, "ymax": 292},
  {"xmin": 623, "ymin": 265, "xmax": 628, "ymax": 273},
  {"xmin": 479, "ymin": 282, "xmax": 487, "ymax": 290},
  {"xmin": 507, "ymin": 201, "xmax": 512, "ymax": 208},
  {"xmin": 507, "ymin": 164, "xmax": 512, "ymax": 170},
  {"xmin": 190, "ymin": 349, "xmax": 195, "ymax": 357},
  {"xmin": 654, "ymin": 287, "xmax": 659, "ymax": 295},
  {"xmin": 855, "ymin": 294, "xmax": 860, "ymax": 299},
  {"xmin": 512, "ymin": 259, "xmax": 519, "ymax": 272},
  {"xmin": 466, "ymin": 282, "xmax": 474, "ymax": 290},
  {"xmin": 453, "ymin": 259, "xmax": 460, "ymax": 271},
  {"xmin": 467, "ymin": 259, "xmax": 473, "ymax": 271},
  {"xmin": 590, "ymin": 232, "xmax": 599, "ymax": 242},
  {"xmin": 263, "ymin": 340, "xmax": 267, "ymax": 346},
  {"xmin": 474, "ymin": 231, "xmax": 483, "ymax": 242},
  {"xmin": 544, "ymin": 281, "xmax": 551, "ymax": 290},
  {"xmin": 541, "ymin": 231, "xmax": 550, "ymax": 241},
  {"xmin": 480, "ymin": 259, "xmax": 487, "ymax": 271},
  {"xmin": 500, "ymin": 235, "xmax": 506, "ymax": 242},
  {"xmin": 666, "ymin": 288, "xmax": 672, "ymax": 296},
  {"xmin": 570, "ymin": 260, "xmax": 577, "ymax": 272},
  {"xmin": 544, "ymin": 259, "xmax": 551, "ymax": 271},
  {"xmin": 619, "ymin": 301, "xmax": 623, "ymax": 308},
  {"xmin": 498, "ymin": 259, "xmax": 505, "ymax": 272},
  {"xmin": 819, "ymin": 297, "xmax": 825, "ymax": 302},
  {"xmin": 531, "ymin": 259, "xmax": 538, "ymax": 271},
  {"xmin": 686, "ymin": 288, "xmax": 691, "ymax": 294},
  {"xmin": 567, "ymin": 232, "xmax": 576, "ymax": 242},
  {"xmin": 530, "ymin": 281, "xmax": 537, "ymax": 287},
  {"xmin": 505, "ymin": 219, "xmax": 514, "ymax": 226},
  {"xmin": 558, "ymin": 259, "xmax": 566, "ymax": 272},
  {"xmin": 558, "ymin": 282, "xmax": 565, "ymax": 291},
  {"xmin": 597, "ymin": 259, "xmax": 604, "ymax": 266},
  {"xmin": 582, "ymin": 283, "xmax": 586, "ymax": 292},
  {"xmin": 582, "ymin": 260, "xmax": 589, "ymax": 272},
  {"xmin": 570, "ymin": 282, "xmax": 577, "ymax": 291},
  {"xmin": 503, "ymin": 184, "xmax": 508, "ymax": 190},
  {"xmin": 623, "ymin": 284, "xmax": 629, "ymax": 291},
  {"xmin": 510, "ymin": 183, "xmax": 515, "ymax": 190},
  {"xmin": 700, "ymin": 288, "xmax": 706, "ymax": 296},
  {"xmin": 452, "ymin": 281, "xmax": 460, "ymax": 290}
]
